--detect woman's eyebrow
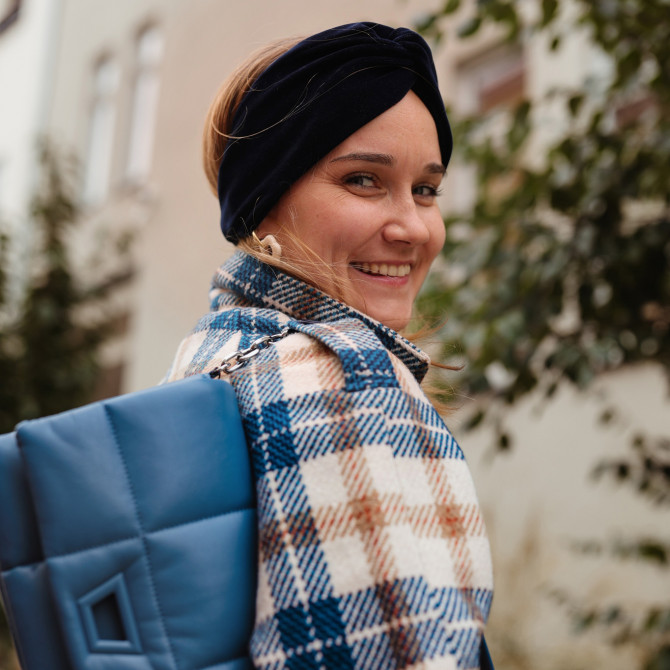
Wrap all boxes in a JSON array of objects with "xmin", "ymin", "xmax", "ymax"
[
  {"xmin": 426, "ymin": 162, "xmax": 447, "ymax": 176},
  {"xmin": 330, "ymin": 152, "xmax": 446, "ymax": 176},
  {"xmin": 330, "ymin": 152, "xmax": 395, "ymax": 166}
]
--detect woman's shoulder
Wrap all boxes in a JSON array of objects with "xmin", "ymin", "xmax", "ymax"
[
  {"xmin": 167, "ymin": 303, "xmax": 410, "ymax": 393},
  {"xmin": 290, "ymin": 319, "xmax": 402, "ymax": 393},
  {"xmin": 165, "ymin": 304, "xmax": 289, "ymax": 381}
]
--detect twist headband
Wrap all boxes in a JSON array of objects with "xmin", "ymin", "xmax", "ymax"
[{"xmin": 217, "ymin": 22, "xmax": 452, "ymax": 243}]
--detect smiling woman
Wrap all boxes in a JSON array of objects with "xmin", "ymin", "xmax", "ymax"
[{"xmin": 166, "ymin": 22, "xmax": 494, "ymax": 670}]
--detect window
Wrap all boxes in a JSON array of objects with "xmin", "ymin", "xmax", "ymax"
[
  {"xmin": 455, "ymin": 44, "xmax": 525, "ymax": 116},
  {"xmin": 448, "ymin": 44, "xmax": 526, "ymax": 212},
  {"xmin": 83, "ymin": 56, "xmax": 120, "ymax": 205},
  {"xmin": 125, "ymin": 25, "xmax": 163, "ymax": 183}
]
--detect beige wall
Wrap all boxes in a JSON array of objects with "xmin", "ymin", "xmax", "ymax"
[{"xmin": 457, "ymin": 362, "xmax": 670, "ymax": 668}]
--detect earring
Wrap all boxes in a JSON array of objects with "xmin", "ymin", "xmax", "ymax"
[{"xmin": 252, "ymin": 231, "xmax": 282, "ymax": 260}]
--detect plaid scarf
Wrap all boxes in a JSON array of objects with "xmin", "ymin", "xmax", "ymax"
[{"xmin": 167, "ymin": 252, "xmax": 493, "ymax": 669}]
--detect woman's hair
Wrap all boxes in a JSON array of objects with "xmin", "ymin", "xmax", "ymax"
[{"xmin": 202, "ymin": 37, "xmax": 302, "ymax": 197}]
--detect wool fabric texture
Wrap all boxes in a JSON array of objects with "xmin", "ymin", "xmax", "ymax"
[
  {"xmin": 217, "ymin": 22, "xmax": 453, "ymax": 243},
  {"xmin": 166, "ymin": 252, "xmax": 494, "ymax": 669}
]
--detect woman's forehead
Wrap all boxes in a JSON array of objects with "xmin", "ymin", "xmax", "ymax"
[{"xmin": 324, "ymin": 92, "xmax": 443, "ymax": 166}]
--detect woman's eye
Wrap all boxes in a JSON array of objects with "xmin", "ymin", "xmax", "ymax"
[
  {"xmin": 345, "ymin": 174, "xmax": 376, "ymax": 188},
  {"xmin": 413, "ymin": 184, "xmax": 442, "ymax": 198}
]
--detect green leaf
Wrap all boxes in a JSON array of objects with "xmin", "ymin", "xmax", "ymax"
[
  {"xmin": 457, "ymin": 16, "xmax": 481, "ymax": 38},
  {"xmin": 599, "ymin": 408, "xmax": 617, "ymax": 425},
  {"xmin": 541, "ymin": 0, "xmax": 559, "ymax": 27},
  {"xmin": 568, "ymin": 93, "xmax": 585, "ymax": 117},
  {"xmin": 464, "ymin": 409, "xmax": 485, "ymax": 431},
  {"xmin": 644, "ymin": 644, "xmax": 670, "ymax": 670},
  {"xmin": 442, "ymin": 0, "xmax": 461, "ymax": 14},
  {"xmin": 637, "ymin": 541, "xmax": 668, "ymax": 565}
]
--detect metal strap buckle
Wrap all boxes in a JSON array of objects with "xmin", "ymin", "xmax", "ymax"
[{"xmin": 209, "ymin": 327, "xmax": 294, "ymax": 377}]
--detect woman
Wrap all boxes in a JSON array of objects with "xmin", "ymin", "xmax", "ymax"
[{"xmin": 167, "ymin": 22, "xmax": 493, "ymax": 670}]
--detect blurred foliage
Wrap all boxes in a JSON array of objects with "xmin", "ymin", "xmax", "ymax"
[
  {"xmin": 0, "ymin": 143, "xmax": 133, "ymax": 433},
  {"xmin": 573, "ymin": 536, "xmax": 670, "ymax": 567},
  {"xmin": 416, "ymin": 0, "xmax": 669, "ymax": 665},
  {"xmin": 0, "ymin": 143, "xmax": 133, "ymax": 666},
  {"xmin": 593, "ymin": 432, "xmax": 670, "ymax": 505},
  {"xmin": 647, "ymin": 646, "xmax": 670, "ymax": 670},
  {"xmin": 549, "ymin": 586, "xmax": 670, "ymax": 666},
  {"xmin": 418, "ymin": 0, "xmax": 669, "ymax": 417}
]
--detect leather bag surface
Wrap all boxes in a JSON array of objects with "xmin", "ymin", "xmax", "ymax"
[{"xmin": 0, "ymin": 374, "xmax": 255, "ymax": 670}]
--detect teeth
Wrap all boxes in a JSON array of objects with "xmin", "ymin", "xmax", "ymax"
[{"xmin": 355, "ymin": 262, "xmax": 411, "ymax": 277}]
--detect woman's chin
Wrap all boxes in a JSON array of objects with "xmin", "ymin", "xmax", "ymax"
[{"xmin": 364, "ymin": 304, "xmax": 411, "ymax": 331}]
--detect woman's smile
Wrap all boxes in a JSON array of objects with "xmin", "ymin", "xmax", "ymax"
[{"xmin": 350, "ymin": 262, "xmax": 412, "ymax": 278}]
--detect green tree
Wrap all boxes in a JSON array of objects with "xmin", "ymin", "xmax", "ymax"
[
  {"xmin": 0, "ymin": 144, "xmax": 133, "ymax": 667},
  {"xmin": 416, "ymin": 0, "xmax": 669, "ymax": 666}
]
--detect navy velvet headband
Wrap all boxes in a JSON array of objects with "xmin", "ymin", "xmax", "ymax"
[{"xmin": 217, "ymin": 22, "xmax": 452, "ymax": 243}]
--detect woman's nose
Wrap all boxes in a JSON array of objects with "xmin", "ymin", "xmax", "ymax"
[{"xmin": 383, "ymin": 194, "xmax": 431, "ymax": 245}]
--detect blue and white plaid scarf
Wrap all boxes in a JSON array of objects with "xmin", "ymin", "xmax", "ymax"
[{"xmin": 167, "ymin": 252, "xmax": 493, "ymax": 669}]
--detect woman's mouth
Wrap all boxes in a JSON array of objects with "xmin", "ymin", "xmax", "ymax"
[{"xmin": 351, "ymin": 262, "xmax": 411, "ymax": 278}]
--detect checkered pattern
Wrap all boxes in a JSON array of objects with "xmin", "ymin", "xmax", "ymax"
[{"xmin": 166, "ymin": 252, "xmax": 493, "ymax": 669}]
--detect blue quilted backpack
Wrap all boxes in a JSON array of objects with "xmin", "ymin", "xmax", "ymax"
[{"xmin": 0, "ymin": 374, "xmax": 256, "ymax": 670}]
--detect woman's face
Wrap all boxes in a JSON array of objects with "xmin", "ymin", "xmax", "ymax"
[{"xmin": 258, "ymin": 91, "xmax": 446, "ymax": 330}]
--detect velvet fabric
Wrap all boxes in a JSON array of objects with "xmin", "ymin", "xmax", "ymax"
[{"xmin": 217, "ymin": 22, "xmax": 452, "ymax": 243}]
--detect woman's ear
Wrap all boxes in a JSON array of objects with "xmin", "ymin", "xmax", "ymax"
[
  {"xmin": 255, "ymin": 219, "xmax": 280, "ymax": 238},
  {"xmin": 256, "ymin": 202, "xmax": 284, "ymax": 238},
  {"xmin": 257, "ymin": 180, "xmax": 300, "ymax": 238}
]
